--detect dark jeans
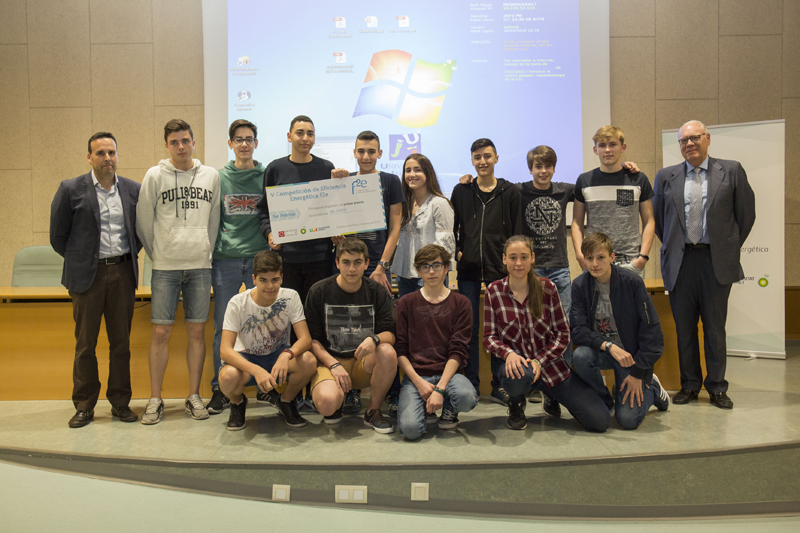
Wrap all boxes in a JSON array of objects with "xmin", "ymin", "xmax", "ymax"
[
  {"xmin": 668, "ymin": 248, "xmax": 732, "ymax": 393},
  {"xmin": 498, "ymin": 363, "xmax": 610, "ymax": 433},
  {"xmin": 572, "ymin": 345, "xmax": 655, "ymax": 430},
  {"xmin": 69, "ymin": 259, "xmax": 136, "ymax": 411},
  {"xmin": 396, "ymin": 276, "xmax": 423, "ymax": 298},
  {"xmin": 282, "ymin": 258, "xmax": 333, "ymax": 306},
  {"xmin": 458, "ymin": 279, "xmax": 502, "ymax": 393}
]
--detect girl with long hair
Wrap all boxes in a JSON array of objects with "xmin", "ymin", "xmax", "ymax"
[
  {"xmin": 391, "ymin": 154, "xmax": 456, "ymax": 297},
  {"xmin": 482, "ymin": 235, "xmax": 610, "ymax": 432}
]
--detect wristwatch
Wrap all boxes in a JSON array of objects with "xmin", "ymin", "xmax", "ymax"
[
  {"xmin": 377, "ymin": 260, "xmax": 391, "ymax": 269},
  {"xmin": 604, "ymin": 341, "xmax": 614, "ymax": 352},
  {"xmin": 370, "ymin": 334, "xmax": 381, "ymax": 347}
]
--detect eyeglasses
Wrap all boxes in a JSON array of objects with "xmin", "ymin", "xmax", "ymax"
[
  {"xmin": 678, "ymin": 134, "xmax": 707, "ymax": 147},
  {"xmin": 233, "ymin": 137, "xmax": 256, "ymax": 146},
  {"xmin": 416, "ymin": 262, "xmax": 444, "ymax": 273}
]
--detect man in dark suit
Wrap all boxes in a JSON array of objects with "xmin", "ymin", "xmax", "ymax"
[
  {"xmin": 653, "ymin": 120, "xmax": 756, "ymax": 409},
  {"xmin": 50, "ymin": 132, "xmax": 141, "ymax": 427}
]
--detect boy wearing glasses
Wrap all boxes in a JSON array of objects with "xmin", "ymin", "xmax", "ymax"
[
  {"xmin": 136, "ymin": 119, "xmax": 221, "ymax": 424},
  {"xmin": 206, "ymin": 119, "xmax": 269, "ymax": 415},
  {"xmin": 304, "ymin": 238, "xmax": 398, "ymax": 433},
  {"xmin": 395, "ymin": 244, "xmax": 478, "ymax": 440}
]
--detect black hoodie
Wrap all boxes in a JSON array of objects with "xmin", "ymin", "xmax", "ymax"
[{"xmin": 451, "ymin": 178, "xmax": 522, "ymax": 282}]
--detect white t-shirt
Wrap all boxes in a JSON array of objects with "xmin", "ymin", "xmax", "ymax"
[{"xmin": 222, "ymin": 287, "xmax": 305, "ymax": 356}]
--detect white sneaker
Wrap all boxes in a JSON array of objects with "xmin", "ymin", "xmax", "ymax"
[
  {"xmin": 185, "ymin": 394, "xmax": 209, "ymax": 420},
  {"xmin": 141, "ymin": 398, "xmax": 164, "ymax": 425}
]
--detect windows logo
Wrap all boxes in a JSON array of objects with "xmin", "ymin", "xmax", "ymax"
[{"xmin": 352, "ymin": 50, "xmax": 456, "ymax": 128}]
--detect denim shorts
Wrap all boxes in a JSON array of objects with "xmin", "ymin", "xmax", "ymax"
[
  {"xmin": 150, "ymin": 269, "xmax": 212, "ymax": 324},
  {"xmin": 221, "ymin": 346, "xmax": 287, "ymax": 388}
]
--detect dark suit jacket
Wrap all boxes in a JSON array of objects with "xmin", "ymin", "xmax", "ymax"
[
  {"xmin": 653, "ymin": 157, "xmax": 756, "ymax": 291},
  {"xmin": 50, "ymin": 172, "xmax": 141, "ymax": 293}
]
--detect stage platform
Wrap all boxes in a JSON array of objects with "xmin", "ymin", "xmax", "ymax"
[{"xmin": 1, "ymin": 354, "xmax": 798, "ymax": 519}]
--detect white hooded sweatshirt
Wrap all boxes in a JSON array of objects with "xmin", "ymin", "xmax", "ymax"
[{"xmin": 136, "ymin": 158, "xmax": 220, "ymax": 270}]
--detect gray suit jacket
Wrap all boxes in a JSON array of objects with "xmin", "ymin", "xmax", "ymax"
[
  {"xmin": 50, "ymin": 172, "xmax": 141, "ymax": 293},
  {"xmin": 653, "ymin": 157, "xmax": 756, "ymax": 291}
]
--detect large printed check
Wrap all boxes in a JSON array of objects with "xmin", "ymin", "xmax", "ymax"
[{"xmin": 267, "ymin": 175, "xmax": 386, "ymax": 244}]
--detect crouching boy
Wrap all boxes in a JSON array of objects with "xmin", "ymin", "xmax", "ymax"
[
  {"xmin": 570, "ymin": 233, "xmax": 669, "ymax": 430},
  {"xmin": 219, "ymin": 250, "xmax": 317, "ymax": 430},
  {"xmin": 396, "ymin": 244, "xmax": 478, "ymax": 440}
]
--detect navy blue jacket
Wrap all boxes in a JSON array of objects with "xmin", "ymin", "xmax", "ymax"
[
  {"xmin": 570, "ymin": 264, "xmax": 663, "ymax": 383},
  {"xmin": 50, "ymin": 172, "xmax": 141, "ymax": 293}
]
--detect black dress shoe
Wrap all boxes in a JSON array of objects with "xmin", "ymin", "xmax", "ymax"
[
  {"xmin": 111, "ymin": 405, "xmax": 138, "ymax": 422},
  {"xmin": 68, "ymin": 409, "xmax": 94, "ymax": 428},
  {"xmin": 709, "ymin": 391, "xmax": 734, "ymax": 409},
  {"xmin": 672, "ymin": 388, "xmax": 699, "ymax": 404}
]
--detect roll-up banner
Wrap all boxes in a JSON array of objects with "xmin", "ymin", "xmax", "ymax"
[{"xmin": 662, "ymin": 120, "xmax": 785, "ymax": 359}]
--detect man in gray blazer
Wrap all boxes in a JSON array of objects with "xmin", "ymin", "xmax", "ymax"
[
  {"xmin": 653, "ymin": 120, "xmax": 755, "ymax": 409},
  {"xmin": 50, "ymin": 132, "xmax": 141, "ymax": 427}
]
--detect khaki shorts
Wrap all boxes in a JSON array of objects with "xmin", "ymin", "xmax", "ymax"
[{"xmin": 310, "ymin": 356, "xmax": 372, "ymax": 391}]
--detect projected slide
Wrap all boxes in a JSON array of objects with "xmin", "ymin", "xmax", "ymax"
[{"xmin": 228, "ymin": 0, "xmax": 583, "ymax": 194}]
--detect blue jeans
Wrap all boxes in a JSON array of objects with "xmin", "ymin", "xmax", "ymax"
[
  {"xmin": 534, "ymin": 266, "xmax": 573, "ymax": 366},
  {"xmin": 498, "ymin": 362, "xmax": 610, "ymax": 433},
  {"xmin": 571, "ymin": 345, "xmax": 655, "ymax": 430},
  {"xmin": 211, "ymin": 258, "xmax": 255, "ymax": 388},
  {"xmin": 457, "ymin": 280, "xmax": 483, "ymax": 391},
  {"xmin": 396, "ymin": 276, "xmax": 423, "ymax": 298},
  {"xmin": 150, "ymin": 269, "xmax": 212, "ymax": 324},
  {"xmin": 398, "ymin": 374, "xmax": 478, "ymax": 441}
]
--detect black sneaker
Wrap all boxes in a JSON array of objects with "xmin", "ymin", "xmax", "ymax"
[
  {"xmin": 343, "ymin": 389, "xmax": 362, "ymax": 414},
  {"xmin": 651, "ymin": 374, "xmax": 670, "ymax": 412},
  {"xmin": 256, "ymin": 390, "xmax": 273, "ymax": 405},
  {"xmin": 490, "ymin": 387, "xmax": 510, "ymax": 406},
  {"xmin": 543, "ymin": 394, "xmax": 562, "ymax": 418},
  {"xmin": 364, "ymin": 408, "xmax": 394, "ymax": 434},
  {"xmin": 257, "ymin": 389, "xmax": 280, "ymax": 408},
  {"xmin": 437, "ymin": 408, "xmax": 459, "ymax": 430},
  {"xmin": 506, "ymin": 398, "xmax": 527, "ymax": 430},
  {"xmin": 206, "ymin": 387, "xmax": 230, "ymax": 414},
  {"xmin": 528, "ymin": 390, "xmax": 543, "ymax": 403},
  {"xmin": 277, "ymin": 396, "xmax": 308, "ymax": 428},
  {"xmin": 324, "ymin": 405, "xmax": 343, "ymax": 424},
  {"xmin": 385, "ymin": 391, "xmax": 399, "ymax": 417},
  {"xmin": 227, "ymin": 396, "xmax": 248, "ymax": 431}
]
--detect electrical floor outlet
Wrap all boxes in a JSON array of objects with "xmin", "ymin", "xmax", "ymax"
[
  {"xmin": 272, "ymin": 484, "xmax": 291, "ymax": 502},
  {"xmin": 411, "ymin": 482, "xmax": 429, "ymax": 501},
  {"xmin": 335, "ymin": 485, "xmax": 368, "ymax": 504}
]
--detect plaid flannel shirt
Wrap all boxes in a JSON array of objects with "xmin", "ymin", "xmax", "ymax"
[{"xmin": 482, "ymin": 276, "xmax": 571, "ymax": 388}]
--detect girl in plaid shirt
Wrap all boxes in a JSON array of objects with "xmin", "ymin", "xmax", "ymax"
[{"xmin": 483, "ymin": 235, "xmax": 610, "ymax": 432}]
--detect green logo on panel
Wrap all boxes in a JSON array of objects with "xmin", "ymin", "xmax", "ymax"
[{"xmin": 758, "ymin": 278, "xmax": 768, "ymax": 287}]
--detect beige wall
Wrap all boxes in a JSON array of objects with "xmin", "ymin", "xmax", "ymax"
[{"xmin": 0, "ymin": 0, "xmax": 798, "ymax": 286}]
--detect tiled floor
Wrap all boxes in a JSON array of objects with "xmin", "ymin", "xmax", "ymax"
[{"xmin": 1, "ymin": 352, "xmax": 797, "ymax": 464}]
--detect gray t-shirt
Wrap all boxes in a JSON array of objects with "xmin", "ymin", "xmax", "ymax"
[
  {"xmin": 593, "ymin": 282, "xmax": 621, "ymax": 346},
  {"xmin": 574, "ymin": 168, "xmax": 653, "ymax": 260},
  {"xmin": 517, "ymin": 181, "xmax": 574, "ymax": 268}
]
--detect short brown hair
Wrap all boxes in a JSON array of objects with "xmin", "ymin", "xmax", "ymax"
[
  {"xmin": 581, "ymin": 232, "xmax": 614, "ymax": 258},
  {"xmin": 592, "ymin": 125, "xmax": 625, "ymax": 145},
  {"xmin": 336, "ymin": 237, "xmax": 368, "ymax": 261},
  {"xmin": 414, "ymin": 244, "xmax": 452, "ymax": 267},
  {"xmin": 228, "ymin": 119, "xmax": 257, "ymax": 140},
  {"xmin": 527, "ymin": 145, "xmax": 557, "ymax": 171},
  {"xmin": 164, "ymin": 119, "xmax": 193, "ymax": 143},
  {"xmin": 253, "ymin": 250, "xmax": 282, "ymax": 276}
]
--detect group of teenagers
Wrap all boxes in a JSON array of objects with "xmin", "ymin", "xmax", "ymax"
[{"xmin": 54, "ymin": 113, "xmax": 755, "ymax": 437}]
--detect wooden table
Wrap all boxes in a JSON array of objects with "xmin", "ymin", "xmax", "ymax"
[{"xmin": 0, "ymin": 281, "xmax": 702, "ymax": 401}]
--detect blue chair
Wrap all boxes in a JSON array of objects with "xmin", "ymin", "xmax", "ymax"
[{"xmin": 11, "ymin": 246, "xmax": 64, "ymax": 287}]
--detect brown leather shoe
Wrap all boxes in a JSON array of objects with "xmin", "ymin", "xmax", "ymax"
[
  {"xmin": 709, "ymin": 391, "xmax": 734, "ymax": 409},
  {"xmin": 68, "ymin": 409, "xmax": 94, "ymax": 428},
  {"xmin": 672, "ymin": 388, "xmax": 699, "ymax": 404},
  {"xmin": 111, "ymin": 405, "xmax": 138, "ymax": 422}
]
